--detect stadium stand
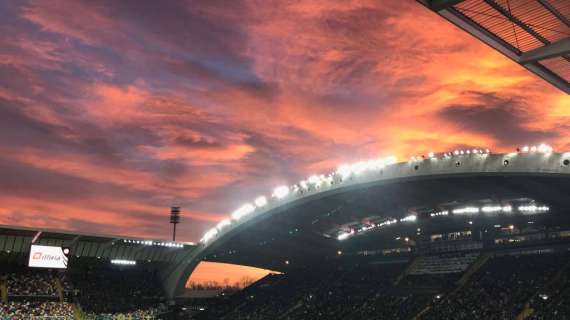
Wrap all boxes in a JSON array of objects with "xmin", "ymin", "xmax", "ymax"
[
  {"xmin": 192, "ymin": 250, "xmax": 570, "ymax": 320},
  {"xmin": 68, "ymin": 258, "xmax": 168, "ymax": 318},
  {"xmin": 0, "ymin": 254, "xmax": 169, "ymax": 319}
]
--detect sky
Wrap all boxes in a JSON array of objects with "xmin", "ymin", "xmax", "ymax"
[{"xmin": 0, "ymin": 0, "xmax": 569, "ymax": 251}]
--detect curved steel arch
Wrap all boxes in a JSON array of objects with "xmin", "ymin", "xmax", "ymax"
[{"xmin": 160, "ymin": 152, "xmax": 570, "ymax": 299}]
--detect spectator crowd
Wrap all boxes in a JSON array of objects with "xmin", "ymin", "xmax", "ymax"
[
  {"xmin": 198, "ymin": 251, "xmax": 570, "ymax": 320},
  {"xmin": 0, "ymin": 301, "xmax": 74, "ymax": 320}
]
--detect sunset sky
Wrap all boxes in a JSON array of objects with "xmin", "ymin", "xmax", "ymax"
[{"xmin": 0, "ymin": 0, "xmax": 569, "ymax": 250}]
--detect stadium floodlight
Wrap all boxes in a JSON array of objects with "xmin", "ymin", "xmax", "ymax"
[
  {"xmin": 307, "ymin": 175, "xmax": 321, "ymax": 185},
  {"xmin": 481, "ymin": 206, "xmax": 502, "ymax": 213},
  {"xmin": 111, "ymin": 259, "xmax": 136, "ymax": 266},
  {"xmin": 453, "ymin": 207, "xmax": 480, "ymax": 215},
  {"xmin": 170, "ymin": 207, "xmax": 181, "ymax": 241},
  {"xmin": 430, "ymin": 210, "xmax": 449, "ymax": 217},
  {"xmin": 254, "ymin": 196, "xmax": 267, "ymax": 207},
  {"xmin": 200, "ymin": 228, "xmax": 219, "ymax": 243},
  {"xmin": 337, "ymin": 231, "xmax": 353, "ymax": 241},
  {"xmin": 518, "ymin": 205, "xmax": 549, "ymax": 213},
  {"xmin": 232, "ymin": 203, "xmax": 255, "ymax": 220},
  {"xmin": 216, "ymin": 219, "xmax": 231, "ymax": 231},
  {"xmin": 538, "ymin": 144, "xmax": 553, "ymax": 153},
  {"xmin": 272, "ymin": 186, "xmax": 290, "ymax": 199},
  {"xmin": 336, "ymin": 165, "xmax": 351, "ymax": 178}
]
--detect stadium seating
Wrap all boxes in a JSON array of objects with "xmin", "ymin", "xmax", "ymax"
[
  {"xmin": 67, "ymin": 258, "xmax": 167, "ymax": 317},
  {"xmin": 196, "ymin": 251, "xmax": 570, "ymax": 320},
  {"xmin": 0, "ymin": 301, "xmax": 74, "ymax": 319},
  {"xmin": 0, "ymin": 256, "xmax": 168, "ymax": 319}
]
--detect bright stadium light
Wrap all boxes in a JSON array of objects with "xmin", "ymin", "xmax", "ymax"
[
  {"xmin": 308, "ymin": 175, "xmax": 321, "ymax": 185},
  {"xmin": 216, "ymin": 219, "xmax": 231, "ymax": 231},
  {"xmin": 430, "ymin": 210, "xmax": 448, "ymax": 217},
  {"xmin": 453, "ymin": 207, "xmax": 479, "ymax": 215},
  {"xmin": 337, "ymin": 231, "xmax": 353, "ymax": 241},
  {"xmin": 254, "ymin": 196, "xmax": 267, "ymax": 207},
  {"xmin": 111, "ymin": 259, "xmax": 136, "ymax": 266},
  {"xmin": 401, "ymin": 215, "xmax": 417, "ymax": 222},
  {"xmin": 273, "ymin": 186, "xmax": 290, "ymax": 199},
  {"xmin": 481, "ymin": 206, "xmax": 502, "ymax": 213},
  {"xmin": 232, "ymin": 203, "xmax": 255, "ymax": 220},
  {"xmin": 200, "ymin": 228, "xmax": 219, "ymax": 243}
]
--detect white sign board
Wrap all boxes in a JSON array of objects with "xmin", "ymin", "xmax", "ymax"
[{"xmin": 28, "ymin": 245, "xmax": 68, "ymax": 269}]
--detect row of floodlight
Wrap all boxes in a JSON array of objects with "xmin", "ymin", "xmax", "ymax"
[
  {"xmin": 338, "ymin": 216, "xmax": 415, "ymax": 241},
  {"xmin": 518, "ymin": 144, "xmax": 553, "ymax": 154},
  {"xmin": 111, "ymin": 259, "xmax": 136, "ymax": 265},
  {"xmin": 410, "ymin": 149, "xmax": 491, "ymax": 162},
  {"xmin": 451, "ymin": 205, "xmax": 549, "ymax": 215},
  {"xmin": 200, "ymin": 144, "xmax": 558, "ymax": 244},
  {"xmin": 200, "ymin": 156, "xmax": 398, "ymax": 243},
  {"xmin": 122, "ymin": 239, "xmax": 184, "ymax": 248},
  {"xmin": 337, "ymin": 203, "xmax": 549, "ymax": 241}
]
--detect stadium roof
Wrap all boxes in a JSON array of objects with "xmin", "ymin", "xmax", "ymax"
[
  {"xmin": 0, "ymin": 224, "xmax": 197, "ymax": 263},
  {"xmin": 417, "ymin": 0, "xmax": 570, "ymax": 94}
]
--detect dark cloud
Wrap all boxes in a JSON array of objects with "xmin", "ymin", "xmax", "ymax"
[{"xmin": 439, "ymin": 91, "xmax": 558, "ymax": 146}]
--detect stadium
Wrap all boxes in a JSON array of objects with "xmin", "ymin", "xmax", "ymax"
[
  {"xmin": 0, "ymin": 0, "xmax": 569, "ymax": 319},
  {"xmin": 2, "ymin": 146, "xmax": 570, "ymax": 319}
]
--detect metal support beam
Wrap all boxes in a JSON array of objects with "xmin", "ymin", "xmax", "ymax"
[
  {"xmin": 537, "ymin": 0, "xmax": 570, "ymax": 28},
  {"xmin": 31, "ymin": 231, "xmax": 42, "ymax": 244},
  {"xmin": 484, "ymin": 0, "xmax": 550, "ymax": 45},
  {"xmin": 430, "ymin": 0, "xmax": 466, "ymax": 11},
  {"xmin": 519, "ymin": 38, "xmax": 570, "ymax": 64}
]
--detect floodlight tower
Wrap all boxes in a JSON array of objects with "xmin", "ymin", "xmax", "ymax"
[{"xmin": 170, "ymin": 207, "xmax": 181, "ymax": 241}]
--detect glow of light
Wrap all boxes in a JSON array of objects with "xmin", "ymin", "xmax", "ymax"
[
  {"xmin": 337, "ymin": 231, "xmax": 353, "ymax": 241},
  {"xmin": 272, "ymin": 186, "xmax": 290, "ymax": 199},
  {"xmin": 531, "ymin": 146, "xmax": 537, "ymax": 152},
  {"xmin": 428, "ymin": 152, "xmax": 435, "ymax": 158},
  {"xmin": 453, "ymin": 207, "xmax": 480, "ymax": 215},
  {"xmin": 518, "ymin": 205, "xmax": 549, "ymax": 213},
  {"xmin": 336, "ymin": 165, "xmax": 352, "ymax": 178},
  {"xmin": 430, "ymin": 210, "xmax": 449, "ymax": 217},
  {"xmin": 481, "ymin": 206, "xmax": 502, "ymax": 213},
  {"xmin": 232, "ymin": 203, "xmax": 255, "ymax": 220},
  {"xmin": 200, "ymin": 228, "xmax": 219, "ymax": 243},
  {"xmin": 111, "ymin": 259, "xmax": 136, "ymax": 266},
  {"xmin": 254, "ymin": 196, "xmax": 267, "ymax": 207},
  {"xmin": 401, "ymin": 215, "xmax": 417, "ymax": 222},
  {"xmin": 216, "ymin": 219, "xmax": 231, "ymax": 231},
  {"xmin": 522, "ymin": 146, "xmax": 529, "ymax": 152}
]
